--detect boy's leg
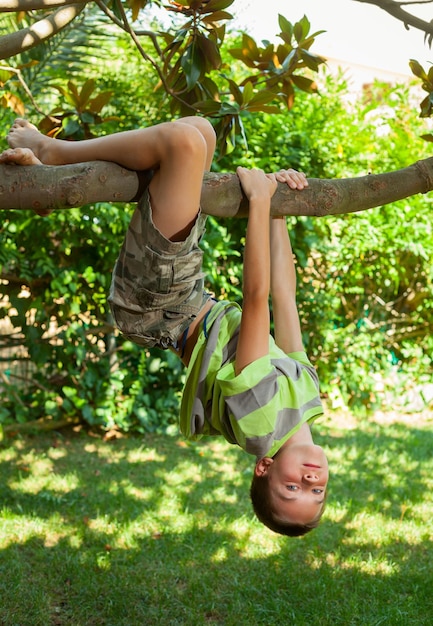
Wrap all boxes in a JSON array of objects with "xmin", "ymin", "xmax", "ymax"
[
  {"xmin": 147, "ymin": 117, "xmax": 216, "ymax": 241},
  {"xmin": 5, "ymin": 117, "xmax": 216, "ymax": 241}
]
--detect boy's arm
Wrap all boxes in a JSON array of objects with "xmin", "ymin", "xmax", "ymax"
[
  {"xmin": 234, "ymin": 167, "xmax": 277, "ymax": 375},
  {"xmin": 270, "ymin": 169, "xmax": 308, "ymax": 354}
]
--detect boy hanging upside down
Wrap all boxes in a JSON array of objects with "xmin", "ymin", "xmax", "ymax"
[{"xmin": 1, "ymin": 117, "xmax": 328, "ymax": 536}]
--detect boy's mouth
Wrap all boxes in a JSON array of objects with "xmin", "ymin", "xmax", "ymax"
[{"xmin": 303, "ymin": 463, "xmax": 321, "ymax": 468}]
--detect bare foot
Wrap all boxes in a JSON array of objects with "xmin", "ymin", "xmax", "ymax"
[
  {"xmin": 0, "ymin": 147, "xmax": 53, "ymax": 216},
  {"xmin": 7, "ymin": 118, "xmax": 58, "ymax": 164},
  {"xmin": 0, "ymin": 147, "xmax": 43, "ymax": 166}
]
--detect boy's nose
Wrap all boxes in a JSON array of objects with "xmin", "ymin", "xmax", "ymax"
[{"xmin": 303, "ymin": 472, "xmax": 319, "ymax": 483}]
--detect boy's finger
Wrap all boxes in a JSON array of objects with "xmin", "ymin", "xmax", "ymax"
[{"xmin": 275, "ymin": 169, "xmax": 308, "ymax": 188}]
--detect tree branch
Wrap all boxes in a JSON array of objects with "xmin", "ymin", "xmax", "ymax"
[
  {"xmin": 354, "ymin": 0, "xmax": 433, "ymax": 41},
  {"xmin": 0, "ymin": 156, "xmax": 432, "ymax": 216},
  {"xmin": 0, "ymin": 2, "xmax": 87, "ymax": 60},
  {"xmin": 0, "ymin": 0, "xmax": 88, "ymax": 11}
]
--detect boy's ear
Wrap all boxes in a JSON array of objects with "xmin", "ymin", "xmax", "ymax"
[{"xmin": 254, "ymin": 457, "xmax": 273, "ymax": 477}]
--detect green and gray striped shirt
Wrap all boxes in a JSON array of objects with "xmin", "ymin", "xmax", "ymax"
[{"xmin": 180, "ymin": 300, "xmax": 323, "ymax": 459}]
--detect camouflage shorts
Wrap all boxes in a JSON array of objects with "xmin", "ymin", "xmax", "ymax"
[{"xmin": 108, "ymin": 191, "xmax": 211, "ymax": 349}]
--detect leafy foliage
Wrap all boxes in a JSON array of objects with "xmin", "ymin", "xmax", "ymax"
[
  {"xmin": 0, "ymin": 3, "xmax": 326, "ymax": 153},
  {"xmin": 409, "ymin": 59, "xmax": 433, "ymax": 142},
  {"xmin": 1, "ymin": 0, "xmax": 432, "ymax": 148}
]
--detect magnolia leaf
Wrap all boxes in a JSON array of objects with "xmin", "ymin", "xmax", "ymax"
[
  {"xmin": 230, "ymin": 33, "xmax": 259, "ymax": 65},
  {"xmin": 419, "ymin": 93, "xmax": 433, "ymax": 117},
  {"xmin": 89, "ymin": 92, "xmax": 114, "ymax": 114},
  {"xmin": 0, "ymin": 68, "xmax": 14, "ymax": 86},
  {"xmin": 204, "ymin": 0, "xmax": 234, "ymax": 11},
  {"xmin": 196, "ymin": 33, "xmax": 222, "ymax": 70},
  {"xmin": 290, "ymin": 15, "xmax": 313, "ymax": 45},
  {"xmin": 280, "ymin": 48, "xmax": 298, "ymax": 72},
  {"xmin": 62, "ymin": 118, "xmax": 81, "ymax": 137},
  {"xmin": 202, "ymin": 10, "xmax": 233, "ymax": 23},
  {"xmin": 126, "ymin": 0, "xmax": 151, "ymax": 21},
  {"xmin": 242, "ymin": 81, "xmax": 254, "ymax": 104},
  {"xmin": 227, "ymin": 78, "xmax": 243, "ymax": 105},
  {"xmin": 300, "ymin": 49, "xmax": 326, "ymax": 72},
  {"xmin": 194, "ymin": 99, "xmax": 223, "ymax": 114},
  {"xmin": 409, "ymin": 59, "xmax": 428, "ymax": 81},
  {"xmin": 248, "ymin": 89, "xmax": 278, "ymax": 106},
  {"xmin": 291, "ymin": 74, "xmax": 318, "ymax": 93},
  {"xmin": 79, "ymin": 79, "xmax": 97, "ymax": 107},
  {"xmin": 245, "ymin": 103, "xmax": 280, "ymax": 114},
  {"xmin": 181, "ymin": 43, "xmax": 203, "ymax": 90},
  {"xmin": 81, "ymin": 111, "xmax": 94, "ymax": 124},
  {"xmin": 278, "ymin": 14, "xmax": 293, "ymax": 44},
  {"xmin": 54, "ymin": 85, "xmax": 77, "ymax": 108},
  {"xmin": 0, "ymin": 92, "xmax": 25, "ymax": 116}
]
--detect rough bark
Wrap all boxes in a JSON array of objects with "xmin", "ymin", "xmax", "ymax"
[
  {"xmin": 0, "ymin": 157, "xmax": 432, "ymax": 217},
  {"xmin": 1, "ymin": 0, "xmax": 85, "ymax": 9}
]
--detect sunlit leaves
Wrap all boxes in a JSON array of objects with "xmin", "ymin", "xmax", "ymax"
[
  {"xmin": 228, "ymin": 15, "xmax": 326, "ymax": 117},
  {"xmin": 409, "ymin": 59, "xmax": 433, "ymax": 118},
  {"xmin": 143, "ymin": 7, "xmax": 325, "ymax": 148},
  {"xmin": 0, "ymin": 2, "xmax": 327, "ymax": 152},
  {"xmin": 126, "ymin": 0, "xmax": 152, "ymax": 22},
  {"xmin": 38, "ymin": 79, "xmax": 116, "ymax": 139},
  {"xmin": 0, "ymin": 90, "xmax": 25, "ymax": 115}
]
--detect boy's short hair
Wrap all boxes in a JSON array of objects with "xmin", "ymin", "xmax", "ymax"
[{"xmin": 250, "ymin": 473, "xmax": 325, "ymax": 537}]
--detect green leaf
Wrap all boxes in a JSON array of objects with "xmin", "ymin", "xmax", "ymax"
[
  {"xmin": 89, "ymin": 92, "xmax": 114, "ymax": 113},
  {"xmin": 229, "ymin": 34, "xmax": 259, "ymax": 68},
  {"xmin": 80, "ymin": 79, "xmax": 97, "ymax": 106},
  {"xmin": 241, "ymin": 81, "xmax": 254, "ymax": 104},
  {"xmin": 419, "ymin": 93, "xmax": 433, "ymax": 117},
  {"xmin": 248, "ymin": 89, "xmax": 278, "ymax": 106},
  {"xmin": 202, "ymin": 10, "xmax": 233, "ymax": 23},
  {"xmin": 280, "ymin": 48, "xmax": 298, "ymax": 72},
  {"xmin": 244, "ymin": 103, "xmax": 280, "ymax": 114},
  {"xmin": 62, "ymin": 118, "xmax": 81, "ymax": 137},
  {"xmin": 203, "ymin": 0, "xmax": 234, "ymax": 11},
  {"xmin": 291, "ymin": 74, "xmax": 318, "ymax": 94},
  {"xmin": 227, "ymin": 78, "xmax": 243, "ymax": 105},
  {"xmin": 81, "ymin": 111, "xmax": 95, "ymax": 124},
  {"xmin": 0, "ymin": 68, "xmax": 14, "ymax": 85},
  {"xmin": 196, "ymin": 33, "xmax": 222, "ymax": 71},
  {"xmin": 194, "ymin": 99, "xmax": 224, "ymax": 114},
  {"xmin": 300, "ymin": 49, "xmax": 326, "ymax": 72},
  {"xmin": 409, "ymin": 59, "xmax": 428, "ymax": 80},
  {"xmin": 278, "ymin": 14, "xmax": 293, "ymax": 41},
  {"xmin": 181, "ymin": 42, "xmax": 204, "ymax": 90}
]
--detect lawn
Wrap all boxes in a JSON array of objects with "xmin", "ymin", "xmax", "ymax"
[{"xmin": 1, "ymin": 410, "xmax": 432, "ymax": 626}]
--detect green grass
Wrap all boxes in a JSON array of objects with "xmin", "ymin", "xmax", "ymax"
[{"xmin": 1, "ymin": 411, "xmax": 433, "ymax": 626}]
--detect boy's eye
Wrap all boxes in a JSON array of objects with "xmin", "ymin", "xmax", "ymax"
[
  {"xmin": 286, "ymin": 485, "xmax": 298, "ymax": 491},
  {"xmin": 312, "ymin": 488, "xmax": 324, "ymax": 494}
]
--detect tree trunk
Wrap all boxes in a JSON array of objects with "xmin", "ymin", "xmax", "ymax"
[{"xmin": 1, "ymin": 156, "xmax": 432, "ymax": 217}]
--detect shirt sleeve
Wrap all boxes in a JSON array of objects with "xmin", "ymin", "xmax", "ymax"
[
  {"xmin": 286, "ymin": 350, "xmax": 314, "ymax": 367},
  {"xmin": 216, "ymin": 354, "xmax": 274, "ymax": 394}
]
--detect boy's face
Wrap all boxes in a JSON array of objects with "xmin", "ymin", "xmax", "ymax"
[{"xmin": 255, "ymin": 443, "xmax": 329, "ymax": 526}]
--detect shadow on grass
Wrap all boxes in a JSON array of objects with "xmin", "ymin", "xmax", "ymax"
[
  {"xmin": 0, "ymin": 421, "xmax": 432, "ymax": 625},
  {"xmin": 320, "ymin": 421, "xmax": 433, "ymax": 518}
]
